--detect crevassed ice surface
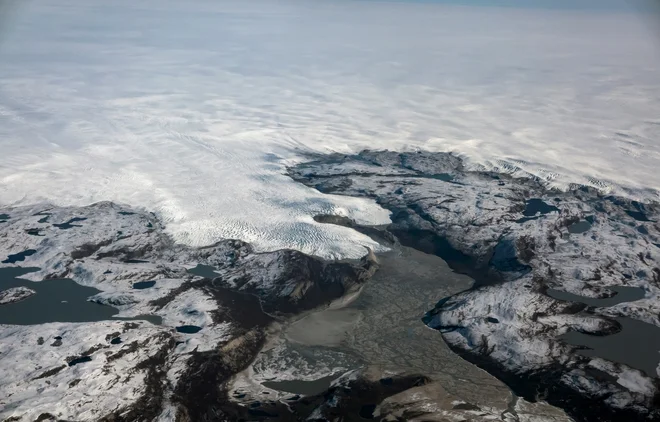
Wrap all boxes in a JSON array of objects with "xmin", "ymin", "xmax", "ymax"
[{"xmin": 0, "ymin": 0, "xmax": 659, "ymax": 258}]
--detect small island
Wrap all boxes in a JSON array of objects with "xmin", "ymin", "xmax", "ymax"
[{"xmin": 0, "ymin": 286, "xmax": 36, "ymax": 305}]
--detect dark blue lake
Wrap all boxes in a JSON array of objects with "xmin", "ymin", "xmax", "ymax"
[{"xmin": 0, "ymin": 267, "xmax": 161, "ymax": 325}]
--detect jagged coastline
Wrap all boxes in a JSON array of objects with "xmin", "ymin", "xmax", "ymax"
[{"xmin": 288, "ymin": 149, "xmax": 660, "ymax": 422}]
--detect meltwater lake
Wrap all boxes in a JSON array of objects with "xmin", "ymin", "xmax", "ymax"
[{"xmin": 0, "ymin": 267, "xmax": 160, "ymax": 325}]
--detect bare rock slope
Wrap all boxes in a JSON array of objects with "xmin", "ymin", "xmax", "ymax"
[
  {"xmin": 0, "ymin": 202, "xmax": 377, "ymax": 421},
  {"xmin": 289, "ymin": 150, "xmax": 660, "ymax": 422}
]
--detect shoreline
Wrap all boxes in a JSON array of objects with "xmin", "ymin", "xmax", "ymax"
[
  {"xmin": 1, "ymin": 148, "xmax": 659, "ymax": 420},
  {"xmin": 288, "ymin": 149, "xmax": 660, "ymax": 422},
  {"xmin": 229, "ymin": 223, "xmax": 571, "ymax": 420}
]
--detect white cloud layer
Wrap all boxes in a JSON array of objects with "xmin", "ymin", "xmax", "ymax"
[{"xmin": 0, "ymin": 0, "xmax": 659, "ymax": 257}]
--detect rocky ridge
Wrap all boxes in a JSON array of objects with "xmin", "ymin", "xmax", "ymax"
[
  {"xmin": 289, "ymin": 149, "xmax": 660, "ymax": 422},
  {"xmin": 1, "ymin": 200, "xmax": 521, "ymax": 421},
  {"xmin": 0, "ymin": 202, "xmax": 379, "ymax": 421},
  {"xmin": 2, "ymin": 148, "xmax": 658, "ymax": 421}
]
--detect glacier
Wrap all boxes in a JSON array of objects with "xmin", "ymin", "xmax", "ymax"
[{"xmin": 0, "ymin": 0, "xmax": 659, "ymax": 258}]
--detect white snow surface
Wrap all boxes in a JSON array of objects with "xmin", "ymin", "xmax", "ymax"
[
  {"xmin": 2, "ymin": 201, "xmax": 365, "ymax": 419},
  {"xmin": 0, "ymin": 286, "xmax": 35, "ymax": 304},
  {"xmin": 0, "ymin": 321, "xmax": 171, "ymax": 421},
  {"xmin": 293, "ymin": 150, "xmax": 660, "ymax": 416},
  {"xmin": 1, "ymin": 0, "xmax": 659, "ymax": 258}
]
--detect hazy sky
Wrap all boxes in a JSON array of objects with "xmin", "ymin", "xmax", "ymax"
[
  {"xmin": 355, "ymin": 0, "xmax": 659, "ymax": 10},
  {"xmin": 0, "ymin": 0, "xmax": 659, "ymax": 257}
]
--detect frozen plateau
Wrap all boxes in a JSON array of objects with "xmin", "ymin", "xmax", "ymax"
[{"xmin": 1, "ymin": 1, "xmax": 660, "ymax": 421}]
